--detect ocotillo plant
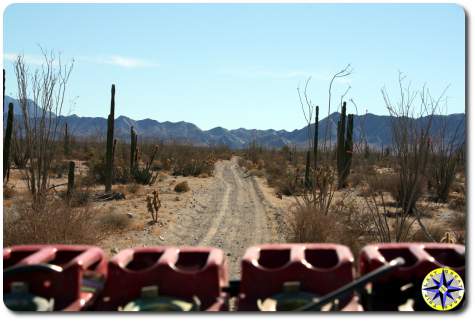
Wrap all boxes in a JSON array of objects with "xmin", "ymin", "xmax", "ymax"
[
  {"xmin": 336, "ymin": 102, "xmax": 354, "ymax": 189},
  {"xmin": 104, "ymin": 84, "xmax": 115, "ymax": 193},
  {"xmin": 130, "ymin": 126, "xmax": 138, "ymax": 173},
  {"xmin": 133, "ymin": 144, "xmax": 159, "ymax": 185},
  {"xmin": 67, "ymin": 161, "xmax": 75, "ymax": 198},
  {"xmin": 3, "ymin": 103, "xmax": 14, "ymax": 181},
  {"xmin": 64, "ymin": 123, "xmax": 70, "ymax": 156}
]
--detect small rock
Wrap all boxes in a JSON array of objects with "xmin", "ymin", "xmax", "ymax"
[
  {"xmin": 226, "ymin": 253, "xmax": 231, "ymax": 256},
  {"xmin": 175, "ymin": 196, "xmax": 180, "ymax": 201},
  {"xmin": 111, "ymin": 247, "xmax": 119, "ymax": 255},
  {"xmin": 127, "ymin": 213, "xmax": 134, "ymax": 218},
  {"xmin": 159, "ymin": 236, "xmax": 165, "ymax": 241}
]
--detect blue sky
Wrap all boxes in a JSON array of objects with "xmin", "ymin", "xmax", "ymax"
[{"xmin": 3, "ymin": 3, "xmax": 465, "ymax": 131}]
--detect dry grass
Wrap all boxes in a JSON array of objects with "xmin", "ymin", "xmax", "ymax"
[
  {"xmin": 290, "ymin": 192, "xmax": 373, "ymax": 256},
  {"xmin": 4, "ymin": 198, "xmax": 103, "ymax": 246},
  {"xmin": 96, "ymin": 207, "xmax": 131, "ymax": 231},
  {"xmin": 290, "ymin": 201, "xmax": 336, "ymax": 244},
  {"xmin": 449, "ymin": 194, "xmax": 465, "ymax": 212},
  {"xmin": 3, "ymin": 184, "xmax": 16, "ymax": 199},
  {"xmin": 127, "ymin": 183, "xmax": 142, "ymax": 195},
  {"xmin": 411, "ymin": 221, "xmax": 448, "ymax": 243},
  {"xmin": 174, "ymin": 181, "xmax": 190, "ymax": 193}
]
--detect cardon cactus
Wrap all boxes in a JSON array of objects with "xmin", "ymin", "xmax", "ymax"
[
  {"xmin": 304, "ymin": 150, "xmax": 311, "ymax": 189},
  {"xmin": 3, "ymin": 102, "xmax": 14, "ymax": 181},
  {"xmin": 67, "ymin": 161, "xmax": 75, "ymax": 197},
  {"xmin": 64, "ymin": 122, "xmax": 70, "ymax": 156},
  {"xmin": 130, "ymin": 126, "xmax": 138, "ymax": 173},
  {"xmin": 313, "ymin": 105, "xmax": 319, "ymax": 170},
  {"xmin": 336, "ymin": 102, "xmax": 354, "ymax": 189},
  {"xmin": 104, "ymin": 84, "xmax": 115, "ymax": 193}
]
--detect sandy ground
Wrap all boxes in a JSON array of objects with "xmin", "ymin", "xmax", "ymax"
[
  {"xmin": 99, "ymin": 156, "xmax": 290, "ymax": 279},
  {"xmin": 4, "ymin": 156, "xmax": 464, "ymax": 279}
]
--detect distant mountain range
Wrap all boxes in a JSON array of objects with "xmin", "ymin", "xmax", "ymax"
[{"xmin": 3, "ymin": 95, "xmax": 465, "ymax": 149}]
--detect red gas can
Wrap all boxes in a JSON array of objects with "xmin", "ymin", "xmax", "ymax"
[
  {"xmin": 3, "ymin": 244, "xmax": 107, "ymax": 311},
  {"xmin": 359, "ymin": 243, "xmax": 465, "ymax": 310},
  {"xmin": 238, "ymin": 243, "xmax": 362, "ymax": 311},
  {"xmin": 93, "ymin": 246, "xmax": 228, "ymax": 311}
]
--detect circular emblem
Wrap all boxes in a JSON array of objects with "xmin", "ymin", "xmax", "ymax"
[{"xmin": 421, "ymin": 267, "xmax": 464, "ymax": 311}]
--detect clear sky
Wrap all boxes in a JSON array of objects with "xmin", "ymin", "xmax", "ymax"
[{"xmin": 3, "ymin": 3, "xmax": 465, "ymax": 131}]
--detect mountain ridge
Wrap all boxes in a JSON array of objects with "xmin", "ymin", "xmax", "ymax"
[{"xmin": 4, "ymin": 95, "xmax": 465, "ymax": 149}]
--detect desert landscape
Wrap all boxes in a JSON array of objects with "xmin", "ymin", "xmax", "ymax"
[
  {"xmin": 2, "ymin": 3, "xmax": 466, "ymax": 312},
  {"xmin": 3, "ymin": 73, "xmax": 466, "ymax": 279}
]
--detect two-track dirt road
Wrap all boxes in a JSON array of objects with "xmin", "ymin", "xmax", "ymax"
[{"xmin": 160, "ymin": 156, "xmax": 288, "ymax": 278}]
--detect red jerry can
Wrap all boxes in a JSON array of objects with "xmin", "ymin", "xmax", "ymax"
[
  {"xmin": 3, "ymin": 244, "xmax": 107, "ymax": 311},
  {"xmin": 237, "ymin": 243, "xmax": 362, "ymax": 311},
  {"xmin": 359, "ymin": 243, "xmax": 465, "ymax": 311},
  {"xmin": 94, "ymin": 246, "xmax": 228, "ymax": 311}
]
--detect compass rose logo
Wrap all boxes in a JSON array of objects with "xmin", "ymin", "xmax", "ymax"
[{"xmin": 422, "ymin": 267, "xmax": 464, "ymax": 311}]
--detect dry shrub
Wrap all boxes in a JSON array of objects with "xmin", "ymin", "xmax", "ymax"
[
  {"xmin": 332, "ymin": 196, "xmax": 374, "ymax": 255},
  {"xmin": 3, "ymin": 185, "xmax": 16, "ymax": 199},
  {"xmin": 452, "ymin": 181, "xmax": 465, "ymax": 194},
  {"xmin": 248, "ymin": 168, "xmax": 265, "ymax": 178},
  {"xmin": 4, "ymin": 198, "xmax": 102, "ymax": 246},
  {"xmin": 50, "ymin": 160, "xmax": 70, "ymax": 178},
  {"xmin": 449, "ymin": 194, "xmax": 465, "ymax": 212},
  {"xmin": 290, "ymin": 193, "xmax": 373, "ymax": 256},
  {"xmin": 411, "ymin": 221, "xmax": 447, "ymax": 243},
  {"xmin": 386, "ymin": 173, "xmax": 425, "ymax": 211},
  {"xmin": 450, "ymin": 212, "xmax": 465, "ymax": 231},
  {"xmin": 349, "ymin": 164, "xmax": 375, "ymax": 189},
  {"xmin": 69, "ymin": 188, "xmax": 92, "ymax": 207},
  {"xmin": 127, "ymin": 183, "xmax": 141, "ymax": 194},
  {"xmin": 96, "ymin": 208, "xmax": 131, "ymax": 231},
  {"xmin": 174, "ymin": 181, "xmax": 190, "ymax": 193},
  {"xmin": 290, "ymin": 201, "xmax": 336, "ymax": 243}
]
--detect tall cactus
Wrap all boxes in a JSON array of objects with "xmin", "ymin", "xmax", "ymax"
[
  {"xmin": 64, "ymin": 122, "xmax": 70, "ymax": 156},
  {"xmin": 67, "ymin": 161, "xmax": 75, "ymax": 198},
  {"xmin": 3, "ymin": 103, "xmax": 14, "ymax": 181},
  {"xmin": 130, "ymin": 126, "xmax": 138, "ymax": 174},
  {"xmin": 3, "ymin": 69, "xmax": 5, "ymax": 115},
  {"xmin": 104, "ymin": 84, "xmax": 115, "ymax": 193},
  {"xmin": 304, "ymin": 150, "xmax": 311, "ymax": 189},
  {"xmin": 313, "ymin": 105, "xmax": 319, "ymax": 170},
  {"xmin": 336, "ymin": 102, "xmax": 354, "ymax": 189}
]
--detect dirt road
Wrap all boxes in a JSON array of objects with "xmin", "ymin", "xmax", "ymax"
[{"xmin": 160, "ymin": 156, "xmax": 287, "ymax": 278}]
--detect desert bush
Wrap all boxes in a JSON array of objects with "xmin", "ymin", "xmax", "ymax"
[
  {"xmin": 69, "ymin": 188, "xmax": 92, "ymax": 207},
  {"xmin": 50, "ymin": 160, "xmax": 70, "ymax": 178},
  {"xmin": 96, "ymin": 208, "xmax": 131, "ymax": 231},
  {"xmin": 290, "ymin": 199, "xmax": 336, "ymax": 243},
  {"xmin": 290, "ymin": 165, "xmax": 337, "ymax": 241},
  {"xmin": 127, "ymin": 183, "xmax": 141, "ymax": 194},
  {"xmin": 4, "ymin": 198, "xmax": 102, "ymax": 246},
  {"xmin": 449, "ymin": 194, "xmax": 465, "ymax": 212},
  {"xmin": 86, "ymin": 156, "xmax": 130, "ymax": 185},
  {"xmin": 428, "ymin": 111, "xmax": 464, "ymax": 202},
  {"xmin": 172, "ymin": 157, "xmax": 214, "ymax": 177},
  {"xmin": 174, "ymin": 181, "xmax": 190, "ymax": 193},
  {"xmin": 450, "ymin": 212, "xmax": 465, "ymax": 231},
  {"xmin": 385, "ymin": 173, "xmax": 425, "ymax": 210},
  {"xmin": 411, "ymin": 222, "xmax": 447, "ymax": 243},
  {"xmin": 3, "ymin": 184, "xmax": 16, "ymax": 199},
  {"xmin": 362, "ymin": 174, "xmax": 416, "ymax": 242}
]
